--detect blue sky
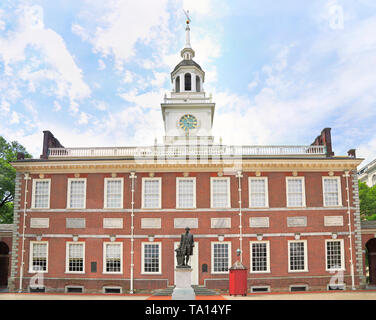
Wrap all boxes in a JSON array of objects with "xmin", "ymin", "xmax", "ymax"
[{"xmin": 0, "ymin": 0, "xmax": 376, "ymax": 167}]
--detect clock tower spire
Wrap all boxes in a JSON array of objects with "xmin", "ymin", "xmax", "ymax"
[{"xmin": 161, "ymin": 15, "xmax": 215, "ymax": 145}]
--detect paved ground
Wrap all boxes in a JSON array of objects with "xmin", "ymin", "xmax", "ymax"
[
  {"xmin": 224, "ymin": 290, "xmax": 376, "ymax": 300},
  {"xmin": 1, "ymin": 290, "xmax": 376, "ymax": 300}
]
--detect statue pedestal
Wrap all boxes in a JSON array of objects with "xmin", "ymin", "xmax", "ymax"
[{"xmin": 172, "ymin": 268, "xmax": 195, "ymax": 300}]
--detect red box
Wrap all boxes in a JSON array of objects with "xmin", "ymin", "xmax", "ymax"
[{"xmin": 229, "ymin": 268, "xmax": 248, "ymax": 296}]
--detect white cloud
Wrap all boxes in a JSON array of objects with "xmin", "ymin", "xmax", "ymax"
[
  {"xmin": 0, "ymin": 100, "xmax": 10, "ymax": 113},
  {"xmin": 10, "ymin": 111, "xmax": 20, "ymax": 124},
  {"xmin": 77, "ymin": 112, "xmax": 89, "ymax": 125},
  {"xmin": 0, "ymin": 5, "xmax": 91, "ymax": 111},
  {"xmin": 53, "ymin": 100, "xmax": 62, "ymax": 112}
]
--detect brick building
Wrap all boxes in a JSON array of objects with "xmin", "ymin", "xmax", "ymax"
[{"xmin": 8, "ymin": 21, "xmax": 369, "ymax": 294}]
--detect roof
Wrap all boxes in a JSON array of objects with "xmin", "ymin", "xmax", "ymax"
[
  {"xmin": 361, "ymin": 220, "xmax": 376, "ymax": 230},
  {"xmin": 172, "ymin": 59, "xmax": 203, "ymax": 74}
]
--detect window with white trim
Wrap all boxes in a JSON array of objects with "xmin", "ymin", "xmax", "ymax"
[
  {"xmin": 30, "ymin": 242, "xmax": 48, "ymax": 272},
  {"xmin": 323, "ymin": 177, "xmax": 342, "ymax": 207},
  {"xmin": 66, "ymin": 242, "xmax": 84, "ymax": 273},
  {"xmin": 326, "ymin": 240, "xmax": 344, "ymax": 271},
  {"xmin": 212, "ymin": 242, "xmax": 231, "ymax": 273},
  {"xmin": 249, "ymin": 177, "xmax": 268, "ymax": 208},
  {"xmin": 286, "ymin": 177, "xmax": 305, "ymax": 207},
  {"xmin": 104, "ymin": 178, "xmax": 123, "ymax": 208},
  {"xmin": 67, "ymin": 179, "xmax": 86, "ymax": 209},
  {"xmin": 250, "ymin": 241, "xmax": 270, "ymax": 273},
  {"xmin": 142, "ymin": 243, "xmax": 161, "ymax": 274},
  {"xmin": 211, "ymin": 178, "xmax": 230, "ymax": 208},
  {"xmin": 142, "ymin": 178, "xmax": 161, "ymax": 209},
  {"xmin": 32, "ymin": 179, "xmax": 50, "ymax": 209},
  {"xmin": 177, "ymin": 178, "xmax": 196, "ymax": 208},
  {"xmin": 288, "ymin": 241, "xmax": 307, "ymax": 272},
  {"xmin": 104, "ymin": 243, "xmax": 122, "ymax": 273}
]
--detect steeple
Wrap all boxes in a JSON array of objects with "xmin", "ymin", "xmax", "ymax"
[
  {"xmin": 181, "ymin": 20, "xmax": 195, "ymax": 60},
  {"xmin": 161, "ymin": 13, "xmax": 215, "ymax": 145}
]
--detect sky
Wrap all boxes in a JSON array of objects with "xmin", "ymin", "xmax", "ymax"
[{"xmin": 0, "ymin": 0, "xmax": 375, "ymax": 168}]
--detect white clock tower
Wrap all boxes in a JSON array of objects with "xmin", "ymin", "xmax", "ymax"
[{"xmin": 161, "ymin": 19, "xmax": 215, "ymax": 145}]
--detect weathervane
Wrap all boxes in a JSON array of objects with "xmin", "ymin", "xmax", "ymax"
[{"xmin": 183, "ymin": 9, "xmax": 191, "ymax": 24}]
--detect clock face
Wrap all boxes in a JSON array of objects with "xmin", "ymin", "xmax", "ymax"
[{"xmin": 179, "ymin": 114, "xmax": 198, "ymax": 132}]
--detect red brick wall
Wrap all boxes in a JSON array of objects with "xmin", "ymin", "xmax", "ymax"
[{"xmin": 11, "ymin": 170, "xmax": 361, "ymax": 293}]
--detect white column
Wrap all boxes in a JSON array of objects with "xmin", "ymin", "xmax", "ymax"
[
  {"xmin": 192, "ymin": 74, "xmax": 196, "ymax": 92},
  {"xmin": 179, "ymin": 74, "xmax": 184, "ymax": 92}
]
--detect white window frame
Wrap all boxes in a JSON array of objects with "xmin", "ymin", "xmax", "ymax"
[
  {"xmin": 142, "ymin": 177, "xmax": 162, "ymax": 209},
  {"xmin": 250, "ymin": 286, "xmax": 271, "ymax": 293},
  {"xmin": 65, "ymin": 242, "xmax": 85, "ymax": 274},
  {"xmin": 104, "ymin": 177, "xmax": 124, "ymax": 209},
  {"xmin": 29, "ymin": 241, "xmax": 48, "ymax": 273},
  {"xmin": 65, "ymin": 285, "xmax": 84, "ymax": 293},
  {"xmin": 211, "ymin": 241, "xmax": 232, "ymax": 274},
  {"xmin": 325, "ymin": 239, "xmax": 345, "ymax": 271},
  {"xmin": 141, "ymin": 242, "xmax": 162, "ymax": 275},
  {"xmin": 289, "ymin": 285, "xmax": 308, "ymax": 292},
  {"xmin": 286, "ymin": 177, "xmax": 306, "ymax": 208},
  {"xmin": 31, "ymin": 179, "xmax": 51, "ymax": 209},
  {"xmin": 322, "ymin": 176, "xmax": 342, "ymax": 207},
  {"xmin": 288, "ymin": 240, "xmax": 308, "ymax": 272},
  {"xmin": 210, "ymin": 177, "xmax": 231, "ymax": 209},
  {"xmin": 103, "ymin": 286, "xmax": 122, "ymax": 294},
  {"xmin": 176, "ymin": 177, "xmax": 196, "ymax": 209},
  {"xmin": 67, "ymin": 178, "xmax": 87, "ymax": 209},
  {"xmin": 103, "ymin": 242, "xmax": 123, "ymax": 274},
  {"xmin": 250, "ymin": 241, "xmax": 270, "ymax": 273},
  {"xmin": 248, "ymin": 177, "xmax": 269, "ymax": 208}
]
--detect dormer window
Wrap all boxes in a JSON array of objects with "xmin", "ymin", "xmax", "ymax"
[{"xmin": 184, "ymin": 73, "xmax": 191, "ymax": 91}]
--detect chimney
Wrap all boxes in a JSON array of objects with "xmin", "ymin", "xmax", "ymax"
[
  {"xmin": 40, "ymin": 131, "xmax": 64, "ymax": 159},
  {"xmin": 347, "ymin": 149, "xmax": 356, "ymax": 158},
  {"xmin": 311, "ymin": 128, "xmax": 334, "ymax": 157}
]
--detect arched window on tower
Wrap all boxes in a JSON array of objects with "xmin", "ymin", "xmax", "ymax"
[
  {"xmin": 372, "ymin": 174, "xmax": 376, "ymax": 186},
  {"xmin": 196, "ymin": 76, "xmax": 201, "ymax": 92},
  {"xmin": 175, "ymin": 76, "xmax": 180, "ymax": 93},
  {"xmin": 184, "ymin": 73, "xmax": 191, "ymax": 91}
]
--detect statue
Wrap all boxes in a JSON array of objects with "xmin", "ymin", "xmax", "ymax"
[{"xmin": 176, "ymin": 227, "xmax": 194, "ymax": 268}]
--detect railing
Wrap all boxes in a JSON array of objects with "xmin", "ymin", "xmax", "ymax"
[
  {"xmin": 48, "ymin": 145, "xmax": 327, "ymax": 158},
  {"xmin": 163, "ymin": 97, "xmax": 212, "ymax": 104}
]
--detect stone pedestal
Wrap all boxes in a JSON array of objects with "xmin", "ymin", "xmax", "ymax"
[{"xmin": 172, "ymin": 268, "xmax": 195, "ymax": 300}]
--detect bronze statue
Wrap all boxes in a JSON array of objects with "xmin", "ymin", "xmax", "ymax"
[{"xmin": 176, "ymin": 227, "xmax": 194, "ymax": 268}]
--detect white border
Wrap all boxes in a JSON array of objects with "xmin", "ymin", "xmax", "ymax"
[
  {"xmin": 65, "ymin": 241, "xmax": 85, "ymax": 274},
  {"xmin": 286, "ymin": 177, "xmax": 306, "ymax": 208},
  {"xmin": 104, "ymin": 177, "xmax": 124, "ymax": 209},
  {"xmin": 103, "ymin": 242, "xmax": 123, "ymax": 274},
  {"xmin": 248, "ymin": 177, "xmax": 269, "ymax": 208},
  {"xmin": 211, "ymin": 241, "xmax": 231, "ymax": 274},
  {"xmin": 288, "ymin": 240, "xmax": 308, "ymax": 272},
  {"xmin": 142, "ymin": 177, "xmax": 162, "ymax": 209},
  {"xmin": 210, "ymin": 177, "xmax": 231, "ymax": 209},
  {"xmin": 31, "ymin": 179, "xmax": 51, "ymax": 209},
  {"xmin": 141, "ymin": 242, "xmax": 162, "ymax": 275},
  {"xmin": 325, "ymin": 239, "xmax": 345, "ymax": 271},
  {"xmin": 250, "ymin": 240, "xmax": 270, "ymax": 273},
  {"xmin": 322, "ymin": 176, "xmax": 342, "ymax": 207},
  {"xmin": 67, "ymin": 178, "xmax": 87, "ymax": 209},
  {"xmin": 176, "ymin": 177, "xmax": 196, "ymax": 209},
  {"xmin": 29, "ymin": 241, "xmax": 48, "ymax": 273}
]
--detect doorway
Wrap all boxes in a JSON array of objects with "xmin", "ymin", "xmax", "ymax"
[
  {"xmin": 366, "ymin": 238, "xmax": 376, "ymax": 285},
  {"xmin": 0, "ymin": 242, "xmax": 9, "ymax": 288},
  {"xmin": 174, "ymin": 242, "xmax": 199, "ymax": 285}
]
